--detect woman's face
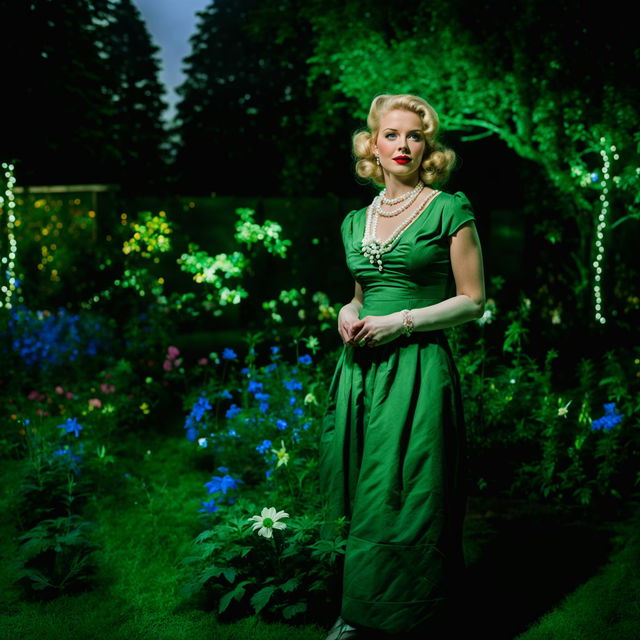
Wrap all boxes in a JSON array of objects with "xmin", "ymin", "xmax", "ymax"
[{"xmin": 373, "ymin": 109, "xmax": 426, "ymax": 181}]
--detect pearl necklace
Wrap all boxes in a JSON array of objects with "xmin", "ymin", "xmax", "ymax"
[
  {"xmin": 373, "ymin": 181, "xmax": 424, "ymax": 218},
  {"xmin": 362, "ymin": 189, "xmax": 441, "ymax": 272},
  {"xmin": 380, "ymin": 181, "xmax": 424, "ymax": 205}
]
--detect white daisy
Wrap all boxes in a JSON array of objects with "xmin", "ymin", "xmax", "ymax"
[{"xmin": 247, "ymin": 506, "xmax": 289, "ymax": 539}]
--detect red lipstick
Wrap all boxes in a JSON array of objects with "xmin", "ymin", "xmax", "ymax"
[{"xmin": 393, "ymin": 156, "xmax": 411, "ymax": 164}]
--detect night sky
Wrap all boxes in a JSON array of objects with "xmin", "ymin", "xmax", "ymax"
[{"xmin": 132, "ymin": 0, "xmax": 210, "ymax": 121}]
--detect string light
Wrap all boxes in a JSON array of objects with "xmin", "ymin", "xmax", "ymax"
[
  {"xmin": 1, "ymin": 162, "xmax": 19, "ymax": 310},
  {"xmin": 593, "ymin": 137, "xmax": 614, "ymax": 325}
]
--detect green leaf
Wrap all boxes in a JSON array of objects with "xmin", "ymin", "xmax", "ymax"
[
  {"xmin": 222, "ymin": 567, "xmax": 236, "ymax": 584},
  {"xmin": 250, "ymin": 585, "xmax": 277, "ymax": 613},
  {"xmin": 282, "ymin": 601, "xmax": 307, "ymax": 619},
  {"xmin": 279, "ymin": 577, "xmax": 300, "ymax": 593}
]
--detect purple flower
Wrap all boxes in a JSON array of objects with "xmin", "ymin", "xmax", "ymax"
[{"xmin": 222, "ymin": 348, "xmax": 237, "ymax": 360}]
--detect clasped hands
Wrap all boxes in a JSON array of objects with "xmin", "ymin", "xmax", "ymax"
[{"xmin": 338, "ymin": 308, "xmax": 404, "ymax": 348}]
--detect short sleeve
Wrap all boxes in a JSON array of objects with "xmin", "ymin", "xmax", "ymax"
[
  {"xmin": 444, "ymin": 192, "xmax": 475, "ymax": 237},
  {"xmin": 340, "ymin": 209, "xmax": 357, "ymax": 246}
]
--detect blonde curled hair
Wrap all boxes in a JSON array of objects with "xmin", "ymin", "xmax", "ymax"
[{"xmin": 353, "ymin": 94, "xmax": 456, "ymax": 187}]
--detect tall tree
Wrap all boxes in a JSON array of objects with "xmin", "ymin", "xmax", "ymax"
[
  {"xmin": 1, "ymin": 0, "xmax": 117, "ymax": 185},
  {"xmin": 173, "ymin": 0, "xmax": 359, "ymax": 196},
  {"xmin": 94, "ymin": 0, "xmax": 169, "ymax": 193},
  {"xmin": 0, "ymin": 0, "xmax": 168, "ymax": 191},
  {"xmin": 304, "ymin": 0, "xmax": 640, "ymax": 326}
]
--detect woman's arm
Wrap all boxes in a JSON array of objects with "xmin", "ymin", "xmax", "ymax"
[
  {"xmin": 350, "ymin": 221, "xmax": 485, "ymax": 345},
  {"xmin": 338, "ymin": 281, "xmax": 364, "ymax": 344}
]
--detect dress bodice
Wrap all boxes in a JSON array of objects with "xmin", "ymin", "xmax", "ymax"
[{"xmin": 340, "ymin": 191, "xmax": 476, "ymax": 318}]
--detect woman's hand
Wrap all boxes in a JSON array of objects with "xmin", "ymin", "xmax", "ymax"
[
  {"xmin": 351, "ymin": 312, "xmax": 404, "ymax": 348},
  {"xmin": 338, "ymin": 304, "xmax": 361, "ymax": 345}
]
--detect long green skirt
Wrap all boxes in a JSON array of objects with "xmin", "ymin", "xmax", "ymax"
[{"xmin": 319, "ymin": 329, "xmax": 468, "ymax": 634}]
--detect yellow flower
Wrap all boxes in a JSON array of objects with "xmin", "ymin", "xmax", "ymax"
[
  {"xmin": 271, "ymin": 440, "xmax": 289, "ymax": 468},
  {"xmin": 140, "ymin": 402, "xmax": 150, "ymax": 415}
]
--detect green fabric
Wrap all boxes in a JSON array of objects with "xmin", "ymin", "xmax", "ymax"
[{"xmin": 319, "ymin": 191, "xmax": 474, "ymax": 634}]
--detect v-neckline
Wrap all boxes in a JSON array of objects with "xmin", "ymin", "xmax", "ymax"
[{"xmin": 365, "ymin": 190, "xmax": 442, "ymax": 247}]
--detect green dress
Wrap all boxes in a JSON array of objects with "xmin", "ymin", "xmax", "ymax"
[{"xmin": 319, "ymin": 191, "xmax": 475, "ymax": 635}]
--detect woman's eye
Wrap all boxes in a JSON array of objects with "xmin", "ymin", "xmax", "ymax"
[
  {"xmin": 385, "ymin": 133, "xmax": 396, "ymax": 139},
  {"xmin": 409, "ymin": 133, "xmax": 422, "ymax": 140}
]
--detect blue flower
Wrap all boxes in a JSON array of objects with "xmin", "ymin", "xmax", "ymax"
[
  {"xmin": 256, "ymin": 439, "xmax": 272, "ymax": 455},
  {"xmin": 276, "ymin": 419, "xmax": 288, "ymax": 431},
  {"xmin": 264, "ymin": 363, "xmax": 277, "ymax": 373},
  {"xmin": 289, "ymin": 396, "xmax": 296, "ymax": 406},
  {"xmin": 591, "ymin": 402, "xmax": 623, "ymax": 431},
  {"xmin": 302, "ymin": 421, "xmax": 310, "ymax": 430},
  {"xmin": 255, "ymin": 392, "xmax": 270, "ymax": 401},
  {"xmin": 191, "ymin": 396, "xmax": 212, "ymax": 421},
  {"xmin": 590, "ymin": 172, "xmax": 599, "ymax": 182},
  {"xmin": 199, "ymin": 499, "xmax": 219, "ymax": 514},
  {"xmin": 186, "ymin": 427, "xmax": 198, "ymax": 442},
  {"xmin": 57, "ymin": 417, "xmax": 82, "ymax": 438},
  {"xmin": 284, "ymin": 378, "xmax": 302, "ymax": 391},
  {"xmin": 270, "ymin": 346, "xmax": 280, "ymax": 355},
  {"xmin": 217, "ymin": 466, "xmax": 229, "ymax": 472},
  {"xmin": 240, "ymin": 367, "xmax": 249, "ymax": 375},
  {"xmin": 228, "ymin": 428, "xmax": 239, "ymax": 437},
  {"xmin": 225, "ymin": 404, "xmax": 242, "ymax": 419},
  {"xmin": 248, "ymin": 380, "xmax": 263, "ymax": 393},
  {"xmin": 298, "ymin": 354, "xmax": 312, "ymax": 365},
  {"xmin": 259, "ymin": 402, "xmax": 269, "ymax": 413},
  {"xmin": 293, "ymin": 407, "xmax": 304, "ymax": 416},
  {"xmin": 205, "ymin": 473, "xmax": 239, "ymax": 495},
  {"xmin": 220, "ymin": 389, "xmax": 232, "ymax": 399},
  {"xmin": 222, "ymin": 348, "xmax": 237, "ymax": 360},
  {"xmin": 265, "ymin": 469, "xmax": 274, "ymax": 479}
]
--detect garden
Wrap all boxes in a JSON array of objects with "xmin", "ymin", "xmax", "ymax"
[{"xmin": 1, "ymin": 2, "xmax": 639, "ymax": 639}]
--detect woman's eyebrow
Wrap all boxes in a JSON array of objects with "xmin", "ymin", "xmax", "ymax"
[{"xmin": 383, "ymin": 128, "xmax": 421, "ymax": 132}]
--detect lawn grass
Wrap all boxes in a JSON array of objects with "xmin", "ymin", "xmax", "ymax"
[{"xmin": 1, "ymin": 426, "xmax": 639, "ymax": 640}]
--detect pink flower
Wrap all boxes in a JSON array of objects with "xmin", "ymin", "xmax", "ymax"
[
  {"xmin": 167, "ymin": 346, "xmax": 180, "ymax": 360},
  {"xmin": 89, "ymin": 398, "xmax": 102, "ymax": 408},
  {"xmin": 28, "ymin": 390, "xmax": 40, "ymax": 400},
  {"xmin": 100, "ymin": 383, "xmax": 115, "ymax": 393},
  {"xmin": 65, "ymin": 391, "xmax": 74, "ymax": 399},
  {"xmin": 198, "ymin": 357, "xmax": 208, "ymax": 366},
  {"xmin": 163, "ymin": 360, "xmax": 172, "ymax": 371},
  {"xmin": 55, "ymin": 385, "xmax": 64, "ymax": 395},
  {"xmin": 175, "ymin": 358, "xmax": 182, "ymax": 367}
]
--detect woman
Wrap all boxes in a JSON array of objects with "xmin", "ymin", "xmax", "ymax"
[{"xmin": 319, "ymin": 94, "xmax": 485, "ymax": 639}]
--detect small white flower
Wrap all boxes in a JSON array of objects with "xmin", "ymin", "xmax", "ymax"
[
  {"xmin": 557, "ymin": 400, "xmax": 572, "ymax": 418},
  {"xmin": 198, "ymin": 437, "xmax": 208, "ymax": 447},
  {"xmin": 304, "ymin": 393, "xmax": 317, "ymax": 405},
  {"xmin": 247, "ymin": 506, "xmax": 289, "ymax": 539}
]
